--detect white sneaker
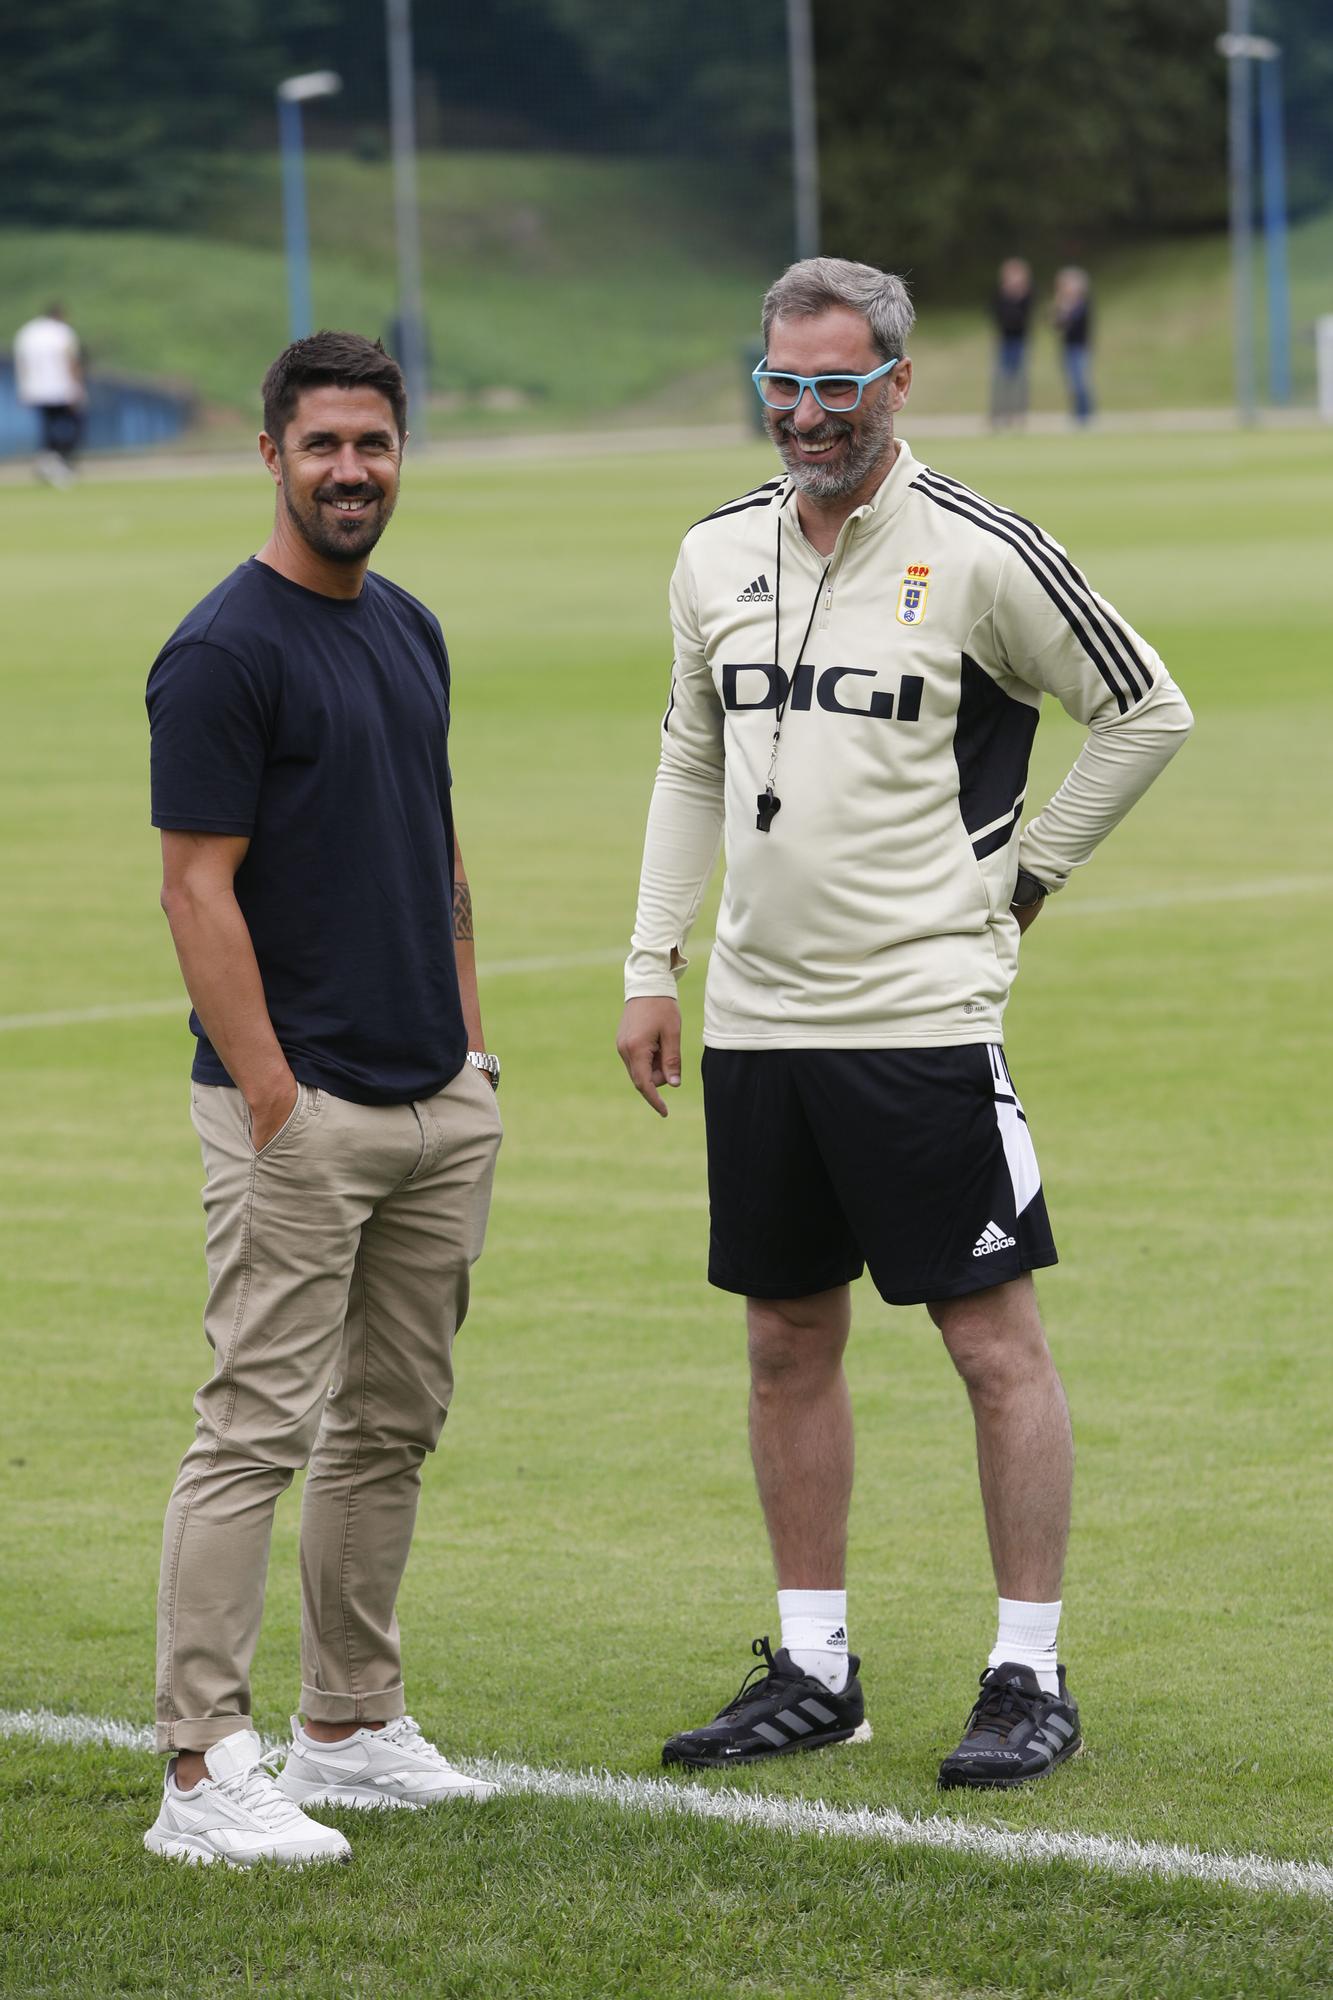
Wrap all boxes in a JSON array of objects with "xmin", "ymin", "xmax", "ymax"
[
  {"xmin": 34, "ymin": 451, "xmax": 74, "ymax": 489},
  {"xmin": 276, "ymin": 1714, "xmax": 497, "ymax": 1810},
  {"xmin": 144, "ymin": 1727, "xmax": 352, "ymax": 1867}
]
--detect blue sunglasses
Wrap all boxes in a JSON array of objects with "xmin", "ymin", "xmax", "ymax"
[{"xmin": 752, "ymin": 355, "xmax": 902, "ymax": 413}]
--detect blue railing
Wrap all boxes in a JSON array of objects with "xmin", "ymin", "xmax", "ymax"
[{"xmin": 0, "ymin": 360, "xmax": 193, "ymax": 458}]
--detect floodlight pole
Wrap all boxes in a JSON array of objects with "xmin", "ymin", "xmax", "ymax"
[
  {"xmin": 1219, "ymin": 7, "xmax": 1258, "ymax": 426},
  {"xmin": 277, "ymin": 71, "xmax": 342, "ymax": 343},
  {"xmin": 385, "ymin": 0, "xmax": 429, "ymax": 444},
  {"xmin": 1257, "ymin": 48, "xmax": 1291, "ymax": 406},
  {"xmin": 786, "ymin": 0, "xmax": 820, "ymax": 262},
  {"xmin": 1218, "ymin": 22, "xmax": 1290, "ymax": 421}
]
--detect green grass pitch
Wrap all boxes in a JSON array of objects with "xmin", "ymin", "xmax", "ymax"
[{"xmin": 0, "ymin": 428, "xmax": 1330, "ymax": 1996}]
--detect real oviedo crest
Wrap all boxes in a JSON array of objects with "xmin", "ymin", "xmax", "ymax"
[{"xmin": 896, "ymin": 564, "xmax": 930, "ymax": 625}]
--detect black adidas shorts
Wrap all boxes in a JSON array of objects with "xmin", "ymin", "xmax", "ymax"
[{"xmin": 702, "ymin": 1044, "xmax": 1057, "ymax": 1308}]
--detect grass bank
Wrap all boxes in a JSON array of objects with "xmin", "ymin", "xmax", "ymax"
[{"xmin": 1, "ymin": 152, "xmax": 1330, "ymax": 436}]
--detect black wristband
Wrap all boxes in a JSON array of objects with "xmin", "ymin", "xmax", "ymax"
[{"xmin": 1011, "ymin": 868, "xmax": 1049, "ymax": 909}]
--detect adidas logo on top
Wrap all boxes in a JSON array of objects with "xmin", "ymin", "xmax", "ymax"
[
  {"xmin": 737, "ymin": 574, "xmax": 775, "ymax": 602},
  {"xmin": 972, "ymin": 1220, "xmax": 1017, "ymax": 1259}
]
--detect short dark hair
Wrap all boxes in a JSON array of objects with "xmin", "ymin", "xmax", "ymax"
[{"xmin": 261, "ymin": 331, "xmax": 408, "ymax": 445}]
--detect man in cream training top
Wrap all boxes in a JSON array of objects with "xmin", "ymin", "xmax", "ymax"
[{"xmin": 616, "ymin": 258, "xmax": 1192, "ymax": 1788}]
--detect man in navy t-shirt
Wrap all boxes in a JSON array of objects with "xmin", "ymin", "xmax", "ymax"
[{"xmin": 144, "ymin": 332, "xmax": 504, "ymax": 1868}]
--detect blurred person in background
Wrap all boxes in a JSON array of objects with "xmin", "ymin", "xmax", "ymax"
[
  {"xmin": 989, "ymin": 258, "xmax": 1032, "ymax": 428},
  {"xmin": 13, "ymin": 303, "xmax": 85, "ymax": 486},
  {"xmin": 1052, "ymin": 267, "xmax": 1094, "ymax": 425},
  {"xmin": 143, "ymin": 331, "xmax": 503, "ymax": 1868},
  {"xmin": 617, "ymin": 256, "xmax": 1192, "ymax": 1792}
]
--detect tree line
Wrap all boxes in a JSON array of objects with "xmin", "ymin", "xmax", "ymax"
[{"xmin": 4, "ymin": 0, "xmax": 1329, "ymax": 284}]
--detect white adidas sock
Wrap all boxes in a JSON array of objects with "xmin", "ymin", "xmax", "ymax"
[
  {"xmin": 989, "ymin": 1596, "xmax": 1061, "ymax": 1697},
  {"xmin": 777, "ymin": 1588, "xmax": 850, "ymax": 1694}
]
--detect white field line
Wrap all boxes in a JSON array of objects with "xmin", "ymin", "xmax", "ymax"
[
  {"xmin": 2, "ymin": 1706, "xmax": 1328, "ymax": 1902},
  {"xmin": 1, "ymin": 873, "xmax": 1328, "ymax": 1040},
  {"xmin": 0, "ymin": 947, "xmax": 628, "ymax": 1034},
  {"xmin": 1060, "ymin": 872, "xmax": 1332, "ymax": 918}
]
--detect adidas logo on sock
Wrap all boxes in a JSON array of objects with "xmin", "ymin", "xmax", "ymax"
[
  {"xmin": 972, "ymin": 1219, "xmax": 1017, "ymax": 1258},
  {"xmin": 737, "ymin": 574, "xmax": 775, "ymax": 602},
  {"xmin": 826, "ymin": 1626, "xmax": 848, "ymax": 1647}
]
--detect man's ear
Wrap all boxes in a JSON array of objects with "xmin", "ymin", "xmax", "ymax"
[{"xmin": 258, "ymin": 431, "xmax": 283, "ymax": 486}]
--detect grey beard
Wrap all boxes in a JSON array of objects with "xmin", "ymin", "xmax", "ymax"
[{"xmin": 771, "ymin": 400, "xmax": 894, "ymax": 501}]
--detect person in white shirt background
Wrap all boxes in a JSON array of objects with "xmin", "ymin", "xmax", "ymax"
[{"xmin": 13, "ymin": 303, "xmax": 86, "ymax": 487}]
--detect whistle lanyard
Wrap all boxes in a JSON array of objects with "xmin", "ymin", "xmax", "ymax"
[{"xmin": 757, "ymin": 510, "xmax": 829, "ymax": 833}]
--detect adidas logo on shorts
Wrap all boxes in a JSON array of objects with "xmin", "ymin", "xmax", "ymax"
[{"xmin": 972, "ymin": 1220, "xmax": 1017, "ymax": 1258}]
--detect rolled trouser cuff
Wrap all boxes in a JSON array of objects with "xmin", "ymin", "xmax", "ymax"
[
  {"xmin": 155, "ymin": 1713, "xmax": 256, "ymax": 1756},
  {"xmin": 300, "ymin": 1682, "xmax": 407, "ymax": 1725}
]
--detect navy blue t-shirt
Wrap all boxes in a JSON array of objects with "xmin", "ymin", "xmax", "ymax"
[{"xmin": 147, "ymin": 558, "xmax": 467, "ymax": 1105}]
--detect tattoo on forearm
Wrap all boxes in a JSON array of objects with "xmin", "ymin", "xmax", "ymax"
[{"xmin": 453, "ymin": 880, "xmax": 474, "ymax": 942}]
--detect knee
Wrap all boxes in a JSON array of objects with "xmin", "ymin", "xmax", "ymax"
[
  {"xmin": 939, "ymin": 1326, "xmax": 1019, "ymax": 1403},
  {"xmin": 930, "ymin": 1291, "xmax": 1050, "ymax": 1403},
  {"xmin": 747, "ymin": 1293, "xmax": 848, "ymax": 1394}
]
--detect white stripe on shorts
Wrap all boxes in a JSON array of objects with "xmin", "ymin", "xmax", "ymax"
[{"xmin": 988, "ymin": 1046, "xmax": 1042, "ymax": 1216}]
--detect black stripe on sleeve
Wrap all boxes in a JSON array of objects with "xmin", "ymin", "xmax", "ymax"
[
  {"xmin": 695, "ymin": 479, "xmax": 787, "ymax": 527},
  {"xmin": 911, "ymin": 477, "xmax": 1133, "ymax": 713},
  {"xmin": 918, "ymin": 469, "xmax": 1150, "ymax": 702},
  {"xmin": 943, "ymin": 475, "xmax": 1155, "ymax": 698}
]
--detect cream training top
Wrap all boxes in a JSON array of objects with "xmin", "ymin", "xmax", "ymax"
[{"xmin": 625, "ymin": 439, "xmax": 1194, "ymax": 1049}]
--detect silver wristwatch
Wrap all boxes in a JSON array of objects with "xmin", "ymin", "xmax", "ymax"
[{"xmin": 466, "ymin": 1050, "xmax": 501, "ymax": 1090}]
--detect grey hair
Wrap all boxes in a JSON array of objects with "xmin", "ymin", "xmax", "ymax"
[{"xmin": 761, "ymin": 258, "xmax": 915, "ymax": 362}]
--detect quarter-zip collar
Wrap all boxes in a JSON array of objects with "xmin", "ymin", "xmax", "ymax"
[{"xmin": 780, "ymin": 436, "xmax": 919, "ymax": 564}]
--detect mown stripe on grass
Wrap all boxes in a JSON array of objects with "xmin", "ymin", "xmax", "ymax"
[
  {"xmin": 0, "ymin": 948, "xmax": 629, "ymax": 1033},
  {"xmin": 3, "ymin": 1706, "xmax": 1329, "ymax": 1902},
  {"xmin": 1, "ymin": 875, "xmax": 1330, "ymax": 1037}
]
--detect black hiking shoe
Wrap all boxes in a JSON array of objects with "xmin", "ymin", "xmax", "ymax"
[
  {"xmin": 662, "ymin": 1636, "xmax": 869, "ymax": 1769},
  {"xmin": 937, "ymin": 1661, "xmax": 1082, "ymax": 1790}
]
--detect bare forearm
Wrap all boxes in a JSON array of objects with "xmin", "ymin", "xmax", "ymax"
[
  {"xmin": 162, "ymin": 884, "xmax": 291, "ymax": 1103},
  {"xmin": 452, "ymin": 873, "xmax": 486, "ymax": 1051}
]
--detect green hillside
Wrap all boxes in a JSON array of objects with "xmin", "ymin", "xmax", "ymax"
[{"xmin": 3, "ymin": 150, "xmax": 1330, "ymax": 435}]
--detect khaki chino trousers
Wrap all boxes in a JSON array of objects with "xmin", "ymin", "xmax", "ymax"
[{"xmin": 155, "ymin": 1062, "xmax": 501, "ymax": 1753}]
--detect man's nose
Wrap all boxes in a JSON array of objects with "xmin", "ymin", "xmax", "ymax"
[
  {"xmin": 331, "ymin": 443, "xmax": 368, "ymax": 483},
  {"xmin": 792, "ymin": 387, "xmax": 826, "ymax": 431}
]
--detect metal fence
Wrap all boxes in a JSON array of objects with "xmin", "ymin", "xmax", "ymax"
[{"xmin": 0, "ymin": 363, "xmax": 192, "ymax": 460}]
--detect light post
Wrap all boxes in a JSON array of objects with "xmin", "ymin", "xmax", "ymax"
[
  {"xmin": 1255, "ymin": 42, "xmax": 1291, "ymax": 406},
  {"xmin": 1217, "ymin": 23, "xmax": 1290, "ymax": 418},
  {"xmin": 385, "ymin": 0, "xmax": 429, "ymax": 443},
  {"xmin": 277, "ymin": 70, "xmax": 342, "ymax": 343},
  {"xmin": 786, "ymin": 0, "xmax": 820, "ymax": 262}
]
